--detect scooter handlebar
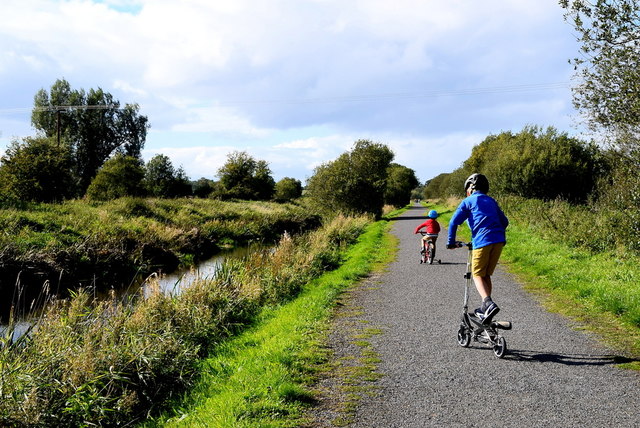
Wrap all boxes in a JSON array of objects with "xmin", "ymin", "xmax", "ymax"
[{"xmin": 447, "ymin": 241, "xmax": 469, "ymax": 249}]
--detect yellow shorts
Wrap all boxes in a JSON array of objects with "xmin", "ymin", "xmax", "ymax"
[{"xmin": 472, "ymin": 242, "xmax": 505, "ymax": 277}]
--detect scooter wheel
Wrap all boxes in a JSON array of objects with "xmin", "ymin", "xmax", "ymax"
[
  {"xmin": 493, "ymin": 336, "xmax": 507, "ymax": 358},
  {"xmin": 457, "ymin": 328, "xmax": 471, "ymax": 347}
]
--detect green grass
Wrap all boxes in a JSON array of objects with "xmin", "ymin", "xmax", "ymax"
[
  {"xmin": 142, "ymin": 211, "xmax": 396, "ymax": 427},
  {"xmin": 501, "ymin": 222, "xmax": 640, "ymax": 365}
]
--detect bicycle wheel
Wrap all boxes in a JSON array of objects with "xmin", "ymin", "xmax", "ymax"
[
  {"xmin": 427, "ymin": 242, "xmax": 435, "ymax": 264},
  {"xmin": 457, "ymin": 327, "xmax": 471, "ymax": 347},
  {"xmin": 493, "ymin": 336, "xmax": 507, "ymax": 358}
]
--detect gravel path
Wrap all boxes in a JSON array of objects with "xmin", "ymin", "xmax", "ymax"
[{"xmin": 312, "ymin": 204, "xmax": 640, "ymax": 427}]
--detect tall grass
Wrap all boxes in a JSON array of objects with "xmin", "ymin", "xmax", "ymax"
[{"xmin": 0, "ymin": 214, "xmax": 370, "ymax": 426}]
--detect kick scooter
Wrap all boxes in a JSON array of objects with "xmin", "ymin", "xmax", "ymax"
[{"xmin": 453, "ymin": 242, "xmax": 511, "ymax": 358}]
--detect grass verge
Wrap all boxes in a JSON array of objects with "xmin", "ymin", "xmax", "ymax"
[
  {"xmin": 141, "ymin": 213, "xmax": 397, "ymax": 427},
  {"xmin": 500, "ymin": 222, "xmax": 640, "ymax": 368}
]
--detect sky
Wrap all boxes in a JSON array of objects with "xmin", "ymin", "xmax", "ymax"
[{"xmin": 0, "ymin": 0, "xmax": 582, "ymax": 184}]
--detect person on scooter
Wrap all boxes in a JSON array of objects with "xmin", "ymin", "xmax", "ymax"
[
  {"xmin": 414, "ymin": 209, "xmax": 441, "ymax": 254},
  {"xmin": 447, "ymin": 173, "xmax": 508, "ymax": 323}
]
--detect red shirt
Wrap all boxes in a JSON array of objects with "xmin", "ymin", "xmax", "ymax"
[{"xmin": 414, "ymin": 218, "xmax": 441, "ymax": 235}]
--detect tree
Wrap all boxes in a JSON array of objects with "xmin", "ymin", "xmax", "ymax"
[
  {"xmin": 305, "ymin": 140, "xmax": 394, "ymax": 217},
  {"xmin": 560, "ymin": 0, "xmax": 640, "ymax": 145},
  {"xmin": 422, "ymin": 169, "xmax": 470, "ymax": 199},
  {"xmin": 192, "ymin": 177, "xmax": 215, "ymax": 198},
  {"xmin": 144, "ymin": 154, "xmax": 191, "ymax": 198},
  {"xmin": 274, "ymin": 177, "xmax": 303, "ymax": 202},
  {"xmin": 561, "ymin": 1, "xmax": 640, "ymax": 250},
  {"xmin": 463, "ymin": 126, "xmax": 604, "ymax": 202},
  {"xmin": 215, "ymin": 151, "xmax": 275, "ymax": 200},
  {"xmin": 86, "ymin": 155, "xmax": 145, "ymax": 200},
  {"xmin": 31, "ymin": 78, "xmax": 149, "ymax": 193},
  {"xmin": 0, "ymin": 136, "xmax": 75, "ymax": 202},
  {"xmin": 384, "ymin": 163, "xmax": 419, "ymax": 207},
  {"xmin": 144, "ymin": 154, "xmax": 176, "ymax": 197}
]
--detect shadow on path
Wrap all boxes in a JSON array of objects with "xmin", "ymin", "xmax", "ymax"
[{"xmin": 504, "ymin": 350, "xmax": 638, "ymax": 366}]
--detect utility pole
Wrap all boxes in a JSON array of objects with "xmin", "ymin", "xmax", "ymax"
[{"xmin": 56, "ymin": 108, "xmax": 61, "ymax": 146}]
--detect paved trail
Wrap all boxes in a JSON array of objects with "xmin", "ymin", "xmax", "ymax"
[{"xmin": 314, "ymin": 204, "xmax": 640, "ymax": 427}]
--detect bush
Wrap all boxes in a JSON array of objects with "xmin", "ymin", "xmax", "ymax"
[
  {"xmin": 86, "ymin": 155, "xmax": 145, "ymax": 200},
  {"xmin": 306, "ymin": 140, "xmax": 394, "ymax": 218},
  {"xmin": 464, "ymin": 126, "xmax": 605, "ymax": 202},
  {"xmin": 0, "ymin": 136, "xmax": 76, "ymax": 202}
]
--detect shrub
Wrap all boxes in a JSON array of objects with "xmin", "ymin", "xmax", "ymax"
[{"xmin": 86, "ymin": 155, "xmax": 145, "ymax": 200}]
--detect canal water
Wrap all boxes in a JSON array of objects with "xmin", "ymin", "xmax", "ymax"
[
  {"xmin": 1, "ymin": 244, "xmax": 262, "ymax": 342},
  {"xmin": 137, "ymin": 244, "xmax": 258, "ymax": 297}
]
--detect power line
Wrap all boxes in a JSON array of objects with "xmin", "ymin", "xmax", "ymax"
[
  {"xmin": 0, "ymin": 104, "xmax": 122, "ymax": 114},
  {"xmin": 0, "ymin": 81, "xmax": 571, "ymax": 114},
  {"xmin": 212, "ymin": 82, "xmax": 572, "ymax": 106}
]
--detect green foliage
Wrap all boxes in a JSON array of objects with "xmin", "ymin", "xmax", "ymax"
[
  {"xmin": 31, "ymin": 78, "xmax": 149, "ymax": 193},
  {"xmin": 384, "ymin": 163, "xmax": 419, "ymax": 207},
  {"xmin": 0, "ymin": 136, "xmax": 76, "ymax": 202},
  {"xmin": 215, "ymin": 151, "xmax": 275, "ymax": 200},
  {"xmin": 274, "ymin": 177, "xmax": 303, "ymax": 202},
  {"xmin": 592, "ymin": 149, "xmax": 640, "ymax": 252},
  {"xmin": 559, "ymin": 2, "xmax": 640, "ymax": 252},
  {"xmin": 142, "ymin": 215, "xmax": 384, "ymax": 427},
  {"xmin": 422, "ymin": 169, "xmax": 469, "ymax": 199},
  {"xmin": 0, "ymin": 199, "xmax": 321, "ymax": 310},
  {"xmin": 192, "ymin": 177, "xmax": 216, "ymax": 198},
  {"xmin": 305, "ymin": 140, "xmax": 394, "ymax": 218},
  {"xmin": 561, "ymin": 0, "xmax": 640, "ymax": 144},
  {"xmin": 465, "ymin": 126, "xmax": 604, "ymax": 201},
  {"xmin": 86, "ymin": 154, "xmax": 145, "ymax": 200},
  {"xmin": 423, "ymin": 126, "xmax": 605, "ymax": 202},
  {"xmin": 144, "ymin": 154, "xmax": 192, "ymax": 198}
]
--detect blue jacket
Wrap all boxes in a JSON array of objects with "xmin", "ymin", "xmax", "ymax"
[{"xmin": 447, "ymin": 192, "xmax": 508, "ymax": 249}]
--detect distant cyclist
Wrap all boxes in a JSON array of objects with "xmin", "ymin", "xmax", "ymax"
[
  {"xmin": 414, "ymin": 209, "xmax": 441, "ymax": 255},
  {"xmin": 447, "ymin": 174, "xmax": 509, "ymax": 323}
]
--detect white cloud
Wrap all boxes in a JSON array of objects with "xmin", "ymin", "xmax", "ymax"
[
  {"xmin": 170, "ymin": 104, "xmax": 273, "ymax": 137},
  {"xmin": 143, "ymin": 145, "xmax": 234, "ymax": 180},
  {"xmin": 0, "ymin": 0, "xmax": 580, "ymax": 183}
]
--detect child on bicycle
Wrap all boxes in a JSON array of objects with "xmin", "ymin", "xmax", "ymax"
[
  {"xmin": 414, "ymin": 209, "xmax": 441, "ymax": 254},
  {"xmin": 447, "ymin": 173, "xmax": 508, "ymax": 323}
]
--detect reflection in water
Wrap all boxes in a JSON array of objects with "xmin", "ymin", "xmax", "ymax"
[
  {"xmin": 1, "ymin": 244, "xmax": 261, "ymax": 342},
  {"xmin": 139, "ymin": 245, "xmax": 258, "ymax": 297}
]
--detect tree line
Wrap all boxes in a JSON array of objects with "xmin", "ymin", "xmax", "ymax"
[
  {"xmin": 423, "ymin": 0, "xmax": 640, "ymax": 253},
  {"xmin": 1, "ymin": 79, "xmax": 420, "ymax": 215}
]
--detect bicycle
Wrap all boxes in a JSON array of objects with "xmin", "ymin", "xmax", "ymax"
[
  {"xmin": 419, "ymin": 232, "xmax": 439, "ymax": 265},
  {"xmin": 451, "ymin": 241, "xmax": 511, "ymax": 358}
]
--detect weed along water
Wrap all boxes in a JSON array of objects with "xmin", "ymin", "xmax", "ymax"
[
  {"xmin": 135, "ymin": 244, "xmax": 261, "ymax": 298},
  {"xmin": 1, "ymin": 244, "xmax": 263, "ymax": 341}
]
